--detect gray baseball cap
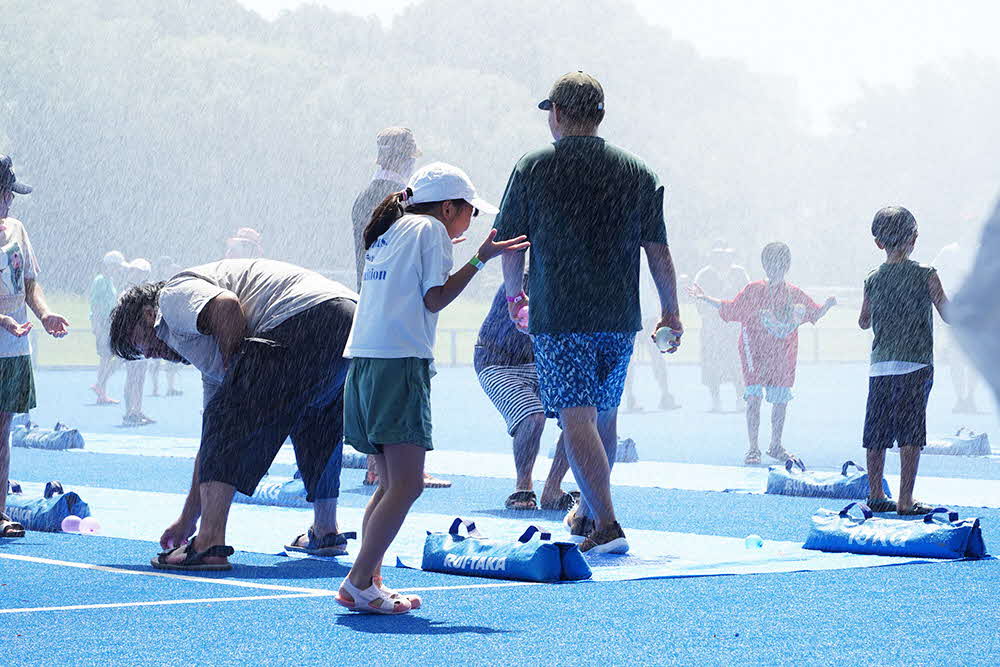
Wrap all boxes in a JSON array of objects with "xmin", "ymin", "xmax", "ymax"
[
  {"xmin": 538, "ymin": 71, "xmax": 605, "ymax": 113},
  {"xmin": 0, "ymin": 155, "xmax": 32, "ymax": 195}
]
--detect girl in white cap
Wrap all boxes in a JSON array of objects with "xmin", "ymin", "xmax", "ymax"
[{"xmin": 338, "ymin": 162, "xmax": 528, "ymax": 614}]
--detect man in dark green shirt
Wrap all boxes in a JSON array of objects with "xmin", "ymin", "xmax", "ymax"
[{"xmin": 496, "ymin": 72, "xmax": 683, "ymax": 554}]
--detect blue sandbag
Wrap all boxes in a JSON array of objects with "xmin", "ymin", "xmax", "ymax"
[
  {"xmin": 921, "ymin": 428, "xmax": 991, "ymax": 456},
  {"xmin": 4, "ymin": 481, "xmax": 91, "ymax": 532},
  {"xmin": 234, "ymin": 478, "xmax": 310, "ymax": 509},
  {"xmin": 421, "ymin": 518, "xmax": 592, "ymax": 583},
  {"xmin": 804, "ymin": 502, "xmax": 988, "ymax": 559},
  {"xmin": 766, "ymin": 459, "xmax": 890, "ymax": 500},
  {"xmin": 11, "ymin": 423, "xmax": 85, "ymax": 451},
  {"xmin": 11, "ymin": 413, "xmax": 30, "ymax": 428}
]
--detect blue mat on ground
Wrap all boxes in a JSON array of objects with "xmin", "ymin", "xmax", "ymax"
[
  {"xmin": 766, "ymin": 459, "xmax": 890, "ymax": 499},
  {"xmin": 10, "ymin": 423, "xmax": 84, "ymax": 450},
  {"xmin": 804, "ymin": 502, "xmax": 988, "ymax": 559},
  {"xmin": 5, "ymin": 481, "xmax": 91, "ymax": 532}
]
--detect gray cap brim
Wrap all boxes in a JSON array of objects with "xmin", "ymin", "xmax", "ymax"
[
  {"xmin": 538, "ymin": 99, "xmax": 553, "ymax": 110},
  {"xmin": 11, "ymin": 182, "xmax": 31, "ymax": 195}
]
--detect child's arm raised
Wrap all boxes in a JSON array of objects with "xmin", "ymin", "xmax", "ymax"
[
  {"xmin": 687, "ymin": 282, "xmax": 722, "ymax": 309},
  {"xmin": 423, "ymin": 230, "xmax": 529, "ymax": 314},
  {"xmin": 928, "ymin": 271, "xmax": 951, "ymax": 324}
]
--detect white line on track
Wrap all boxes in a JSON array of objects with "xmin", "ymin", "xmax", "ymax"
[
  {"xmin": 0, "ymin": 553, "xmax": 333, "ymax": 594},
  {"xmin": 0, "ymin": 552, "xmax": 545, "ymax": 613},
  {"xmin": 0, "ymin": 593, "xmax": 330, "ymax": 615}
]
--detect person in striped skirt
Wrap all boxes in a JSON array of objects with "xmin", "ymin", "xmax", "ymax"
[{"xmin": 475, "ymin": 276, "xmax": 576, "ymax": 511}]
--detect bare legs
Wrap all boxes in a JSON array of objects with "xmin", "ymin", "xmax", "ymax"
[
  {"xmin": 348, "ymin": 444, "xmax": 425, "ymax": 589},
  {"xmin": 866, "ymin": 445, "xmax": 922, "ymax": 513},
  {"xmin": 746, "ymin": 395, "xmax": 761, "ymax": 455},
  {"xmin": 123, "ymin": 359, "xmax": 152, "ymax": 423},
  {"xmin": 561, "ymin": 406, "xmax": 617, "ymax": 531},
  {"xmin": 92, "ymin": 354, "xmax": 120, "ymax": 404},
  {"xmin": 509, "ymin": 414, "xmax": 571, "ymax": 507},
  {"xmin": 512, "ymin": 413, "xmax": 545, "ymax": 492},
  {"xmin": 0, "ymin": 412, "xmax": 13, "ymax": 515},
  {"xmin": 745, "ymin": 396, "xmax": 789, "ymax": 458}
]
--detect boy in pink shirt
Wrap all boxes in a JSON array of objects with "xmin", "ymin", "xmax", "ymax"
[{"xmin": 691, "ymin": 242, "xmax": 835, "ymax": 464}]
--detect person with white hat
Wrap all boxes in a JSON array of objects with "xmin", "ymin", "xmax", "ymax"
[
  {"xmin": 0, "ymin": 154, "xmax": 70, "ymax": 538},
  {"xmin": 89, "ymin": 250, "xmax": 127, "ymax": 405},
  {"xmin": 338, "ymin": 162, "xmax": 528, "ymax": 614}
]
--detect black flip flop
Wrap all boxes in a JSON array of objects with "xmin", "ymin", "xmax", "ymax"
[
  {"xmin": 504, "ymin": 490, "xmax": 538, "ymax": 510},
  {"xmin": 151, "ymin": 538, "xmax": 235, "ymax": 571}
]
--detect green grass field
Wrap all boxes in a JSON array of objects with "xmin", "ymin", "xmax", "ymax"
[{"xmin": 30, "ymin": 291, "xmax": 873, "ymax": 367}]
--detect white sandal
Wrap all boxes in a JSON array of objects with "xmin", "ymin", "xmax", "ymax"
[
  {"xmin": 374, "ymin": 576, "xmax": 422, "ymax": 610},
  {"xmin": 337, "ymin": 578, "xmax": 411, "ymax": 615}
]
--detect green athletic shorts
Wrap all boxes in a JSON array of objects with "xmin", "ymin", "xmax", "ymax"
[
  {"xmin": 0, "ymin": 355, "xmax": 36, "ymax": 414},
  {"xmin": 343, "ymin": 357, "xmax": 434, "ymax": 454}
]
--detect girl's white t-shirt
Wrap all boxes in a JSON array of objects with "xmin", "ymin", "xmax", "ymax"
[{"xmin": 345, "ymin": 214, "xmax": 453, "ymax": 359}]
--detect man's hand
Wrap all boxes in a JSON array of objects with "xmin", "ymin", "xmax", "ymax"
[
  {"xmin": 652, "ymin": 312, "xmax": 684, "ymax": 354},
  {"xmin": 41, "ymin": 312, "xmax": 69, "ymax": 337},
  {"xmin": 0, "ymin": 315, "xmax": 31, "ymax": 337},
  {"xmin": 160, "ymin": 515, "xmax": 198, "ymax": 550}
]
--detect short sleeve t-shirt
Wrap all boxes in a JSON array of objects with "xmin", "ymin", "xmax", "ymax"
[
  {"xmin": 155, "ymin": 258, "xmax": 357, "ymax": 384},
  {"xmin": 493, "ymin": 137, "xmax": 668, "ymax": 335},
  {"xmin": 344, "ymin": 214, "xmax": 453, "ymax": 360},
  {"xmin": 0, "ymin": 218, "xmax": 40, "ymax": 358},
  {"xmin": 864, "ymin": 260, "xmax": 935, "ymax": 366},
  {"xmin": 718, "ymin": 281, "xmax": 822, "ymax": 387},
  {"xmin": 474, "ymin": 280, "xmax": 534, "ymax": 372}
]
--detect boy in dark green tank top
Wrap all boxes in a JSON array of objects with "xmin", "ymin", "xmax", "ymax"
[{"xmin": 859, "ymin": 206, "xmax": 950, "ymax": 515}]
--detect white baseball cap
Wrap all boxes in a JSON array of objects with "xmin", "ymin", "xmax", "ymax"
[
  {"xmin": 124, "ymin": 257, "xmax": 151, "ymax": 273},
  {"xmin": 407, "ymin": 162, "xmax": 498, "ymax": 215},
  {"xmin": 102, "ymin": 250, "xmax": 126, "ymax": 267}
]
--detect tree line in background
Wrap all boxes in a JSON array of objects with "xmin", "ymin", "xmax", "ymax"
[{"xmin": 2, "ymin": 0, "xmax": 999, "ymax": 292}]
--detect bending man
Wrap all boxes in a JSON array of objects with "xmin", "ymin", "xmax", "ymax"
[{"xmin": 110, "ymin": 258, "xmax": 357, "ymax": 570}]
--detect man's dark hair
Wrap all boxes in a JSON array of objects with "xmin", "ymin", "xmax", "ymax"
[
  {"xmin": 109, "ymin": 281, "xmax": 165, "ymax": 360},
  {"xmin": 871, "ymin": 206, "xmax": 917, "ymax": 247}
]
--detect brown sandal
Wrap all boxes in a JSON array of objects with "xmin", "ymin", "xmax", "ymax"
[{"xmin": 1, "ymin": 513, "xmax": 25, "ymax": 538}]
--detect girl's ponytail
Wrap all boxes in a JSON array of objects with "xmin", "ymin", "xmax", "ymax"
[{"xmin": 364, "ymin": 187, "xmax": 413, "ymax": 250}]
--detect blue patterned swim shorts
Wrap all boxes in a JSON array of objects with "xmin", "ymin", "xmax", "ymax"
[{"xmin": 532, "ymin": 332, "xmax": 636, "ymax": 416}]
